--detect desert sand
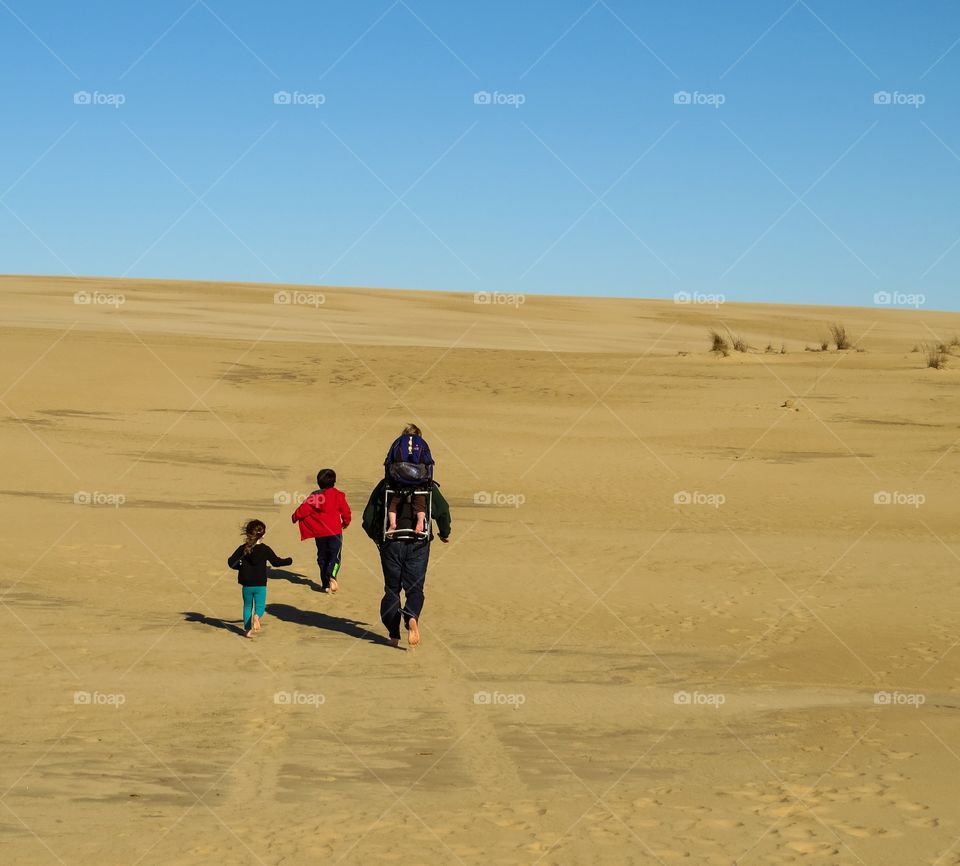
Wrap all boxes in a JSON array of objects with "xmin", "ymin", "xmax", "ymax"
[{"xmin": 2, "ymin": 274, "xmax": 959, "ymax": 866}]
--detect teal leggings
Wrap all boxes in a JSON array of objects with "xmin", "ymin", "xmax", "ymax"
[{"xmin": 242, "ymin": 585, "xmax": 267, "ymax": 630}]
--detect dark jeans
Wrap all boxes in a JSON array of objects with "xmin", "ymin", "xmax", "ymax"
[
  {"xmin": 379, "ymin": 540, "xmax": 430, "ymax": 639},
  {"xmin": 314, "ymin": 534, "xmax": 343, "ymax": 589}
]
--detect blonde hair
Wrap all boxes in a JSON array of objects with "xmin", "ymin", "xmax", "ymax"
[{"xmin": 402, "ymin": 423, "xmax": 421, "ymax": 437}]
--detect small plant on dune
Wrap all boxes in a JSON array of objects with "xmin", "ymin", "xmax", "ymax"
[
  {"xmin": 729, "ymin": 330, "xmax": 751, "ymax": 353},
  {"xmin": 911, "ymin": 344, "xmax": 919, "ymax": 353},
  {"xmin": 819, "ymin": 338, "xmax": 829, "ymax": 352},
  {"xmin": 709, "ymin": 329, "xmax": 730, "ymax": 357},
  {"xmin": 765, "ymin": 342, "xmax": 774, "ymax": 353},
  {"xmin": 950, "ymin": 335, "xmax": 960, "ymax": 352},
  {"xmin": 922, "ymin": 343, "xmax": 948, "ymax": 369},
  {"xmin": 780, "ymin": 344, "xmax": 787, "ymax": 354},
  {"xmin": 829, "ymin": 323, "xmax": 852, "ymax": 350}
]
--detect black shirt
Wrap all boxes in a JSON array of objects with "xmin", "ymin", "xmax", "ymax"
[{"xmin": 227, "ymin": 543, "xmax": 292, "ymax": 587}]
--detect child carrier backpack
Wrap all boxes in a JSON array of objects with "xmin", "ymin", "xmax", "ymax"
[
  {"xmin": 382, "ymin": 483, "xmax": 433, "ymax": 542},
  {"xmin": 385, "ymin": 434, "xmax": 434, "ymax": 487}
]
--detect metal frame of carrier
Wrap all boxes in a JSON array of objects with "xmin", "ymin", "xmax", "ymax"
[{"xmin": 382, "ymin": 484, "xmax": 433, "ymax": 542}]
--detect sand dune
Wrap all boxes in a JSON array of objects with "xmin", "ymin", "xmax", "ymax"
[{"xmin": 2, "ymin": 275, "xmax": 959, "ymax": 865}]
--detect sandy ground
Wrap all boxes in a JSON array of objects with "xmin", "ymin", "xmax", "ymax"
[{"xmin": 2, "ymin": 274, "xmax": 960, "ymax": 866}]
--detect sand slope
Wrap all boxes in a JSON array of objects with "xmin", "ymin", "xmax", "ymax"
[{"xmin": 2, "ymin": 275, "xmax": 959, "ymax": 865}]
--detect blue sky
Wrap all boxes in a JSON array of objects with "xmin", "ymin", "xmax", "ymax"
[{"xmin": 1, "ymin": 0, "xmax": 958, "ymax": 310}]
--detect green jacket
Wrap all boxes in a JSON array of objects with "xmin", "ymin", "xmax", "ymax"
[{"xmin": 362, "ymin": 480, "xmax": 452, "ymax": 544}]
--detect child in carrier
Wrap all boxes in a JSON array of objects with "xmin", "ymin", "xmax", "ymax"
[{"xmin": 385, "ymin": 423, "xmax": 434, "ymax": 536}]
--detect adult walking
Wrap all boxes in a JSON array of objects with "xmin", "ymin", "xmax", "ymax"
[{"xmin": 362, "ymin": 476, "xmax": 451, "ymax": 648}]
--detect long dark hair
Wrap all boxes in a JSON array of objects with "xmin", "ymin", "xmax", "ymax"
[{"xmin": 242, "ymin": 519, "xmax": 266, "ymax": 554}]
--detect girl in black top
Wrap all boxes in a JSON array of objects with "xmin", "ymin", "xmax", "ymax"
[{"xmin": 228, "ymin": 519, "xmax": 292, "ymax": 638}]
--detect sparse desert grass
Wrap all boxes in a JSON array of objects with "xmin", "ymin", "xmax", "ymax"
[
  {"xmin": 729, "ymin": 331, "xmax": 750, "ymax": 353},
  {"xmin": 709, "ymin": 329, "xmax": 730, "ymax": 357},
  {"xmin": 829, "ymin": 323, "xmax": 852, "ymax": 350},
  {"xmin": 922, "ymin": 343, "xmax": 948, "ymax": 369}
]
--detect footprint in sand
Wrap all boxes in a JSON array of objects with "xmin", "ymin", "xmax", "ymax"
[
  {"xmin": 829, "ymin": 821, "xmax": 875, "ymax": 838},
  {"xmin": 908, "ymin": 816, "xmax": 940, "ymax": 828},
  {"xmin": 787, "ymin": 840, "xmax": 840, "ymax": 855},
  {"xmin": 892, "ymin": 800, "xmax": 929, "ymax": 812}
]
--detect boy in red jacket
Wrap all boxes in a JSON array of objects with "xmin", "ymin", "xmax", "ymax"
[{"xmin": 291, "ymin": 468, "xmax": 351, "ymax": 593}]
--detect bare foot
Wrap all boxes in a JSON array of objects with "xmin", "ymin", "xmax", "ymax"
[
  {"xmin": 328, "ymin": 578, "xmax": 339, "ymax": 594},
  {"xmin": 252, "ymin": 614, "xmax": 261, "ymax": 632},
  {"xmin": 389, "ymin": 637, "xmax": 401, "ymax": 648},
  {"xmin": 407, "ymin": 618, "xmax": 421, "ymax": 647},
  {"xmin": 242, "ymin": 629, "xmax": 253, "ymax": 639}
]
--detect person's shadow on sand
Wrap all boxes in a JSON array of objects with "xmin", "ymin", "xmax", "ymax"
[
  {"xmin": 265, "ymin": 602, "xmax": 401, "ymax": 649},
  {"xmin": 267, "ymin": 568, "xmax": 326, "ymax": 593},
  {"xmin": 182, "ymin": 611, "xmax": 246, "ymax": 636}
]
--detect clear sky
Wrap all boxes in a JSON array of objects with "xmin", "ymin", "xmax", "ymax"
[{"xmin": 1, "ymin": 0, "xmax": 958, "ymax": 310}]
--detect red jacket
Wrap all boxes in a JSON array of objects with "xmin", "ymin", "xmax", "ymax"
[{"xmin": 291, "ymin": 487, "xmax": 351, "ymax": 540}]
